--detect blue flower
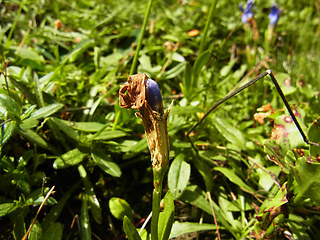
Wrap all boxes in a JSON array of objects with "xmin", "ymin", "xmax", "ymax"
[
  {"xmin": 268, "ymin": 4, "xmax": 281, "ymax": 27},
  {"xmin": 239, "ymin": 0, "xmax": 254, "ymax": 24},
  {"xmin": 145, "ymin": 79, "xmax": 163, "ymax": 113}
]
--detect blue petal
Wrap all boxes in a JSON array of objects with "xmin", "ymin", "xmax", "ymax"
[
  {"xmin": 145, "ymin": 79, "xmax": 163, "ymax": 112},
  {"xmin": 268, "ymin": 4, "xmax": 281, "ymax": 26}
]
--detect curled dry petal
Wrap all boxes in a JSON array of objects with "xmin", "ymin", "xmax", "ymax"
[{"xmin": 119, "ymin": 73, "xmax": 148, "ymax": 110}]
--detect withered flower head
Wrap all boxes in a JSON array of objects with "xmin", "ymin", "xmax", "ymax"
[
  {"xmin": 119, "ymin": 73, "xmax": 163, "ymax": 114},
  {"xmin": 119, "ymin": 73, "xmax": 171, "ymax": 175}
]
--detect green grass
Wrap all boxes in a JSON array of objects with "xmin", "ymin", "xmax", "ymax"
[{"xmin": 1, "ymin": 0, "xmax": 320, "ymax": 239}]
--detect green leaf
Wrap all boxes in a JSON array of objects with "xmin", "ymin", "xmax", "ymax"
[
  {"xmin": 214, "ymin": 167, "xmax": 255, "ymax": 194},
  {"xmin": 28, "ymin": 220, "xmax": 42, "ymax": 240},
  {"xmin": 258, "ymin": 182, "xmax": 288, "ymax": 214},
  {"xmin": 81, "ymin": 193, "xmax": 92, "ymax": 240},
  {"xmin": 293, "ymin": 157, "xmax": 320, "ymax": 205},
  {"xmin": 308, "ymin": 117, "xmax": 320, "ymax": 157},
  {"xmin": 13, "ymin": 208, "xmax": 26, "ymax": 240},
  {"xmin": 53, "ymin": 148, "xmax": 87, "ymax": 169},
  {"xmin": 21, "ymin": 105, "xmax": 37, "ymax": 120},
  {"xmin": 42, "ymin": 222, "xmax": 63, "ymax": 240},
  {"xmin": 0, "ymin": 202, "xmax": 18, "ymax": 217},
  {"xmin": 8, "ymin": 75, "xmax": 38, "ymax": 104},
  {"xmin": 88, "ymin": 129, "xmax": 127, "ymax": 141},
  {"xmin": 19, "ymin": 128, "xmax": 54, "ymax": 151},
  {"xmin": 138, "ymin": 55, "xmax": 162, "ymax": 76},
  {"xmin": 78, "ymin": 165, "xmax": 102, "ymax": 224},
  {"xmin": 181, "ymin": 62, "xmax": 192, "ymax": 99},
  {"xmin": 13, "ymin": 46, "xmax": 45, "ymax": 63},
  {"xmin": 192, "ymin": 156, "xmax": 214, "ymax": 192},
  {"xmin": 170, "ymin": 221, "xmax": 217, "ymax": 239},
  {"xmin": 0, "ymin": 93, "xmax": 21, "ymax": 118},
  {"xmin": 68, "ymin": 121, "xmax": 106, "ymax": 132},
  {"xmin": 30, "ymin": 103, "xmax": 64, "ymax": 119},
  {"xmin": 91, "ymin": 152, "xmax": 121, "ymax": 177},
  {"xmin": 158, "ymin": 191, "xmax": 174, "ymax": 240},
  {"xmin": 41, "ymin": 183, "xmax": 78, "ymax": 229},
  {"xmin": 0, "ymin": 120, "xmax": 16, "ymax": 146},
  {"xmin": 50, "ymin": 117, "xmax": 79, "ymax": 141},
  {"xmin": 123, "ymin": 215, "xmax": 142, "ymax": 240},
  {"xmin": 168, "ymin": 153, "xmax": 190, "ymax": 199},
  {"xmin": 212, "ymin": 117, "xmax": 246, "ymax": 150},
  {"xmin": 162, "ymin": 62, "xmax": 186, "ymax": 79},
  {"xmin": 179, "ymin": 185, "xmax": 236, "ymax": 237},
  {"xmin": 68, "ymin": 39, "xmax": 95, "ymax": 63},
  {"xmin": 170, "ymin": 106, "xmax": 204, "ymax": 115},
  {"xmin": 263, "ymin": 140, "xmax": 290, "ymax": 173},
  {"xmin": 20, "ymin": 118, "xmax": 39, "ymax": 129},
  {"xmin": 272, "ymin": 111, "xmax": 306, "ymax": 148},
  {"xmin": 220, "ymin": 58, "xmax": 237, "ymax": 77},
  {"xmin": 273, "ymin": 73, "xmax": 296, "ymax": 95},
  {"xmin": 109, "ymin": 197, "xmax": 133, "ymax": 221},
  {"xmin": 193, "ymin": 50, "xmax": 211, "ymax": 77},
  {"xmin": 26, "ymin": 188, "xmax": 57, "ymax": 206}
]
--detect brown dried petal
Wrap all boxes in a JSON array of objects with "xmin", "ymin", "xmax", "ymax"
[{"xmin": 119, "ymin": 73, "xmax": 149, "ymax": 109}]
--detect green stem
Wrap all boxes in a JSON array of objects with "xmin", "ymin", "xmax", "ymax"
[
  {"xmin": 151, "ymin": 168, "xmax": 166, "ymax": 240},
  {"xmin": 7, "ymin": 0, "xmax": 25, "ymax": 43},
  {"xmin": 130, "ymin": 0, "xmax": 153, "ymax": 75},
  {"xmin": 151, "ymin": 183, "xmax": 162, "ymax": 240},
  {"xmin": 199, "ymin": 0, "xmax": 218, "ymax": 55}
]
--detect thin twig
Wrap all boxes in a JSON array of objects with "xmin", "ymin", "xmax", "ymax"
[
  {"xmin": 207, "ymin": 192, "xmax": 221, "ymax": 240},
  {"xmin": 22, "ymin": 186, "xmax": 55, "ymax": 240}
]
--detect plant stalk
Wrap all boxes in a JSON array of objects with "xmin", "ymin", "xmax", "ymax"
[
  {"xmin": 130, "ymin": 0, "xmax": 153, "ymax": 75},
  {"xmin": 199, "ymin": 0, "xmax": 218, "ymax": 55}
]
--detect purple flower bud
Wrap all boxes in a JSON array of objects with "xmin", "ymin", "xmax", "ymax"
[
  {"xmin": 239, "ymin": 0, "xmax": 254, "ymax": 24},
  {"xmin": 268, "ymin": 4, "xmax": 281, "ymax": 27},
  {"xmin": 145, "ymin": 79, "xmax": 163, "ymax": 113}
]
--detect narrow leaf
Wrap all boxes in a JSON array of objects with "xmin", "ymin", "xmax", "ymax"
[
  {"xmin": 53, "ymin": 148, "xmax": 87, "ymax": 169},
  {"xmin": 212, "ymin": 117, "xmax": 246, "ymax": 150},
  {"xmin": 158, "ymin": 191, "xmax": 174, "ymax": 240},
  {"xmin": 214, "ymin": 167, "xmax": 255, "ymax": 194},
  {"xmin": 30, "ymin": 103, "xmax": 64, "ymax": 119},
  {"xmin": 88, "ymin": 129, "xmax": 127, "ymax": 141},
  {"xmin": 168, "ymin": 153, "xmax": 190, "ymax": 199},
  {"xmin": 0, "ymin": 202, "xmax": 18, "ymax": 217},
  {"xmin": 123, "ymin": 216, "xmax": 142, "ymax": 240},
  {"xmin": 170, "ymin": 221, "xmax": 217, "ymax": 239},
  {"xmin": 193, "ymin": 50, "xmax": 211, "ymax": 77},
  {"xmin": 109, "ymin": 197, "xmax": 133, "ymax": 221},
  {"xmin": 91, "ymin": 152, "xmax": 121, "ymax": 177},
  {"xmin": 308, "ymin": 117, "xmax": 320, "ymax": 157},
  {"xmin": 81, "ymin": 193, "xmax": 92, "ymax": 240},
  {"xmin": 0, "ymin": 93, "xmax": 21, "ymax": 117},
  {"xmin": 50, "ymin": 117, "xmax": 79, "ymax": 141},
  {"xmin": 0, "ymin": 120, "xmax": 16, "ymax": 146},
  {"xmin": 19, "ymin": 128, "xmax": 54, "ymax": 152},
  {"xmin": 42, "ymin": 222, "xmax": 63, "ymax": 240}
]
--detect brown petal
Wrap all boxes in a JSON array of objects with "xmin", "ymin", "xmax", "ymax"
[{"xmin": 119, "ymin": 73, "xmax": 149, "ymax": 109}]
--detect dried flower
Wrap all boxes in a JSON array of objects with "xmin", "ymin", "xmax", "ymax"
[{"xmin": 119, "ymin": 73, "xmax": 171, "ymax": 175}]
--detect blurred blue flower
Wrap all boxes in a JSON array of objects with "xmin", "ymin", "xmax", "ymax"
[
  {"xmin": 239, "ymin": 0, "xmax": 254, "ymax": 24},
  {"xmin": 268, "ymin": 4, "xmax": 281, "ymax": 26}
]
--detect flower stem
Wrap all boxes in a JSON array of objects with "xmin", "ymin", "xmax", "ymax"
[
  {"xmin": 199, "ymin": 0, "xmax": 218, "ymax": 55},
  {"xmin": 151, "ymin": 166, "xmax": 167, "ymax": 240},
  {"xmin": 130, "ymin": 0, "xmax": 153, "ymax": 75}
]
